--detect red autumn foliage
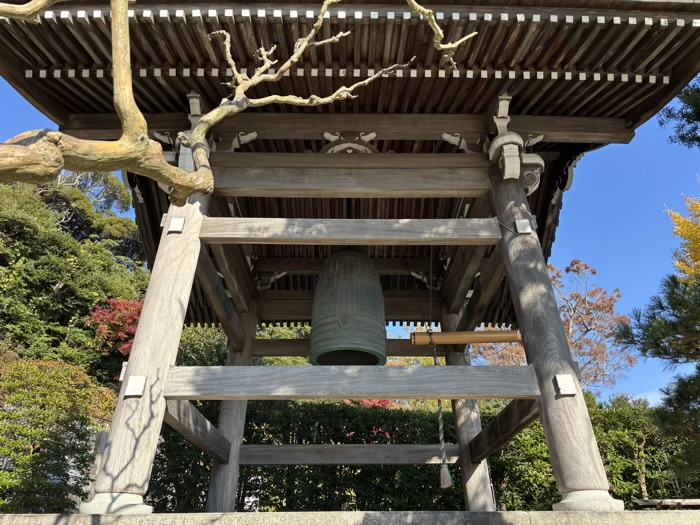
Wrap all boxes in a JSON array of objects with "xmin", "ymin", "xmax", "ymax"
[
  {"xmin": 360, "ymin": 399, "xmax": 393, "ymax": 409},
  {"xmin": 342, "ymin": 399, "xmax": 393, "ymax": 409},
  {"xmin": 89, "ymin": 299, "xmax": 143, "ymax": 356},
  {"xmin": 471, "ymin": 260, "xmax": 636, "ymax": 390}
]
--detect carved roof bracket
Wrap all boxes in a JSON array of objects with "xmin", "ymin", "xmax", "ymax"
[
  {"xmin": 487, "ymin": 93, "xmax": 545, "ymax": 196},
  {"xmin": 320, "ymin": 132, "xmax": 380, "ymax": 154}
]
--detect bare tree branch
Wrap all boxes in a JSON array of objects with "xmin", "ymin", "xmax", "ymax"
[
  {"xmin": 405, "ymin": 0, "xmax": 477, "ymax": 68},
  {"xmin": 0, "ymin": 0, "xmax": 63, "ymax": 23},
  {"xmin": 1, "ymin": 0, "xmax": 475, "ymax": 203},
  {"xmin": 185, "ymin": 0, "xmax": 418, "ymax": 182},
  {"xmin": 248, "ymin": 61, "xmax": 414, "ymax": 108},
  {"xmin": 0, "ymin": 0, "xmax": 208, "ymax": 203},
  {"xmin": 209, "ymin": 30, "xmax": 247, "ymax": 88},
  {"xmin": 310, "ymin": 29, "xmax": 352, "ymax": 47}
]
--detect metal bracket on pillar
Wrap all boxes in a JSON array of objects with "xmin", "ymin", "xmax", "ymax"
[
  {"xmin": 124, "ymin": 376, "xmax": 147, "ymax": 398},
  {"xmin": 168, "ymin": 217, "xmax": 186, "ymax": 234},
  {"xmin": 554, "ymin": 374, "xmax": 578, "ymax": 397},
  {"xmin": 487, "ymin": 94, "xmax": 546, "ymax": 196},
  {"xmin": 515, "ymin": 219, "xmax": 533, "ymax": 235}
]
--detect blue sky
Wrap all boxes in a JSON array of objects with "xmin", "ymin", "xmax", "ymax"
[
  {"xmin": 1, "ymin": 77, "xmax": 697, "ymax": 404},
  {"xmin": 549, "ymin": 114, "xmax": 699, "ymax": 404}
]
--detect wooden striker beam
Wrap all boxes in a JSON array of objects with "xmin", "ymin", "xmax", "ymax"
[{"xmin": 411, "ymin": 330, "xmax": 522, "ymax": 345}]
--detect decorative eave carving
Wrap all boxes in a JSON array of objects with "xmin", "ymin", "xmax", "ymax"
[
  {"xmin": 320, "ymin": 132, "xmax": 380, "ymax": 154},
  {"xmin": 487, "ymin": 93, "xmax": 545, "ymax": 196},
  {"xmin": 561, "ymin": 153, "xmax": 584, "ymax": 192}
]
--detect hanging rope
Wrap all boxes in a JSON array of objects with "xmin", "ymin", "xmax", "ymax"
[
  {"xmin": 428, "ymin": 329, "xmax": 453, "ymax": 489},
  {"xmin": 426, "ymin": 247, "xmax": 453, "ymax": 489}
]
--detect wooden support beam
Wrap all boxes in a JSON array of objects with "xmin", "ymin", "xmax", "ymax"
[
  {"xmin": 469, "ymin": 399, "xmax": 540, "ymax": 464},
  {"xmin": 164, "ymin": 365, "xmax": 541, "ymax": 401},
  {"xmin": 62, "ymin": 113, "xmax": 634, "ymax": 144},
  {"xmin": 456, "ymin": 249, "xmax": 506, "ymax": 332},
  {"xmin": 86, "ymin": 196, "xmax": 210, "ymax": 514},
  {"xmin": 213, "ymin": 168, "xmax": 490, "ymax": 198},
  {"xmin": 207, "ymin": 310, "xmax": 258, "ymax": 512},
  {"xmin": 210, "ymin": 153, "xmax": 489, "ymax": 169},
  {"xmin": 209, "ymin": 244, "xmax": 254, "ymax": 315},
  {"xmin": 254, "ymin": 257, "xmax": 433, "ymax": 276},
  {"xmin": 252, "ymin": 338, "xmax": 447, "ymax": 358},
  {"xmin": 442, "ymin": 309, "xmax": 495, "ymax": 512},
  {"xmin": 206, "ymin": 199, "xmax": 256, "ymax": 315},
  {"xmin": 238, "ymin": 444, "xmax": 460, "ymax": 465},
  {"xmin": 199, "ymin": 218, "xmax": 502, "ymax": 246},
  {"xmin": 490, "ymin": 169, "xmax": 621, "ymax": 510},
  {"xmin": 196, "ymin": 250, "xmax": 244, "ymax": 349},
  {"xmin": 256, "ymin": 291, "xmax": 434, "ymax": 322},
  {"xmin": 443, "ymin": 246, "xmax": 487, "ymax": 314},
  {"xmin": 163, "ymin": 400, "xmax": 231, "ymax": 464}
]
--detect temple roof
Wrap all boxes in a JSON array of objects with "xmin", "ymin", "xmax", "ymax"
[{"xmin": 2, "ymin": 1, "xmax": 699, "ymax": 327}]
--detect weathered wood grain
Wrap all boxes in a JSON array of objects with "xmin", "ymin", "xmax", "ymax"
[
  {"xmin": 469, "ymin": 399, "xmax": 540, "ymax": 464},
  {"xmin": 207, "ymin": 311, "xmax": 257, "ymax": 512},
  {"xmin": 199, "ymin": 218, "xmax": 502, "ymax": 246},
  {"xmin": 442, "ymin": 310, "xmax": 494, "ymax": 512},
  {"xmin": 238, "ymin": 444, "xmax": 460, "ymax": 465},
  {"xmin": 163, "ymin": 400, "xmax": 231, "ymax": 464},
  {"xmin": 164, "ymin": 365, "xmax": 540, "ymax": 401},
  {"xmin": 489, "ymin": 169, "xmax": 611, "ymax": 495},
  {"xmin": 210, "ymin": 153, "xmax": 489, "ymax": 169},
  {"xmin": 63, "ymin": 113, "xmax": 634, "ymax": 144},
  {"xmin": 213, "ymin": 167, "xmax": 490, "ymax": 198},
  {"xmin": 94, "ymin": 195, "xmax": 210, "ymax": 497}
]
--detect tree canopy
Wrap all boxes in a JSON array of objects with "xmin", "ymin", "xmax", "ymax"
[
  {"xmin": 0, "ymin": 357, "xmax": 115, "ymax": 513},
  {"xmin": 472, "ymin": 259, "xmax": 635, "ymax": 390}
]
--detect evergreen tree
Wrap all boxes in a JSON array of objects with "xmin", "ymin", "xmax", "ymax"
[
  {"xmin": 659, "ymin": 77, "xmax": 700, "ymax": 149},
  {"xmin": 0, "ymin": 183, "xmax": 147, "ymax": 373}
]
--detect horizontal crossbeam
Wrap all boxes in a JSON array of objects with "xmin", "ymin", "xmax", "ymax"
[
  {"xmin": 213, "ymin": 168, "xmax": 490, "ymax": 198},
  {"xmin": 163, "ymin": 365, "xmax": 541, "ymax": 401},
  {"xmin": 210, "ymin": 153, "xmax": 488, "ymax": 169},
  {"xmin": 254, "ymin": 257, "xmax": 433, "ymax": 276},
  {"xmin": 199, "ymin": 218, "xmax": 501, "ymax": 246},
  {"xmin": 252, "ymin": 339, "xmax": 446, "ymax": 357},
  {"xmin": 62, "ymin": 113, "xmax": 634, "ymax": 144},
  {"xmin": 256, "ymin": 291, "xmax": 435, "ymax": 322},
  {"xmin": 239, "ymin": 444, "xmax": 460, "ymax": 465}
]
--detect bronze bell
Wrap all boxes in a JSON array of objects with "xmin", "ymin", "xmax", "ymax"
[{"xmin": 310, "ymin": 251, "xmax": 387, "ymax": 365}]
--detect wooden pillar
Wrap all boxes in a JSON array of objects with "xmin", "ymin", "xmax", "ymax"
[
  {"xmin": 80, "ymin": 194, "xmax": 210, "ymax": 514},
  {"xmin": 488, "ymin": 169, "xmax": 622, "ymax": 511},
  {"xmin": 206, "ymin": 308, "xmax": 257, "ymax": 512},
  {"xmin": 441, "ymin": 309, "xmax": 495, "ymax": 511}
]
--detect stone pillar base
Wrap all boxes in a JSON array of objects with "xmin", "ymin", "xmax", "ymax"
[
  {"xmin": 79, "ymin": 493, "xmax": 153, "ymax": 515},
  {"xmin": 553, "ymin": 490, "xmax": 625, "ymax": 512}
]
